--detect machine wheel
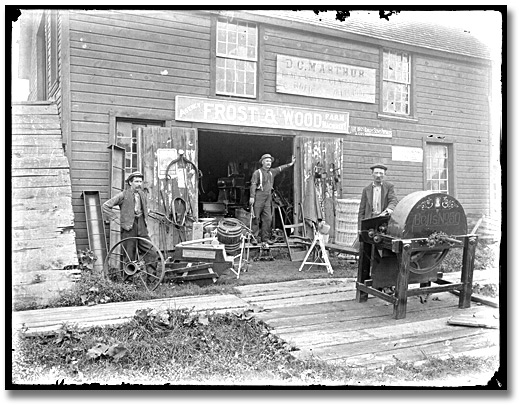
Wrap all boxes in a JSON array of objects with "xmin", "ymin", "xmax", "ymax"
[
  {"xmin": 409, "ymin": 249, "xmax": 449, "ymax": 274},
  {"xmin": 103, "ymin": 237, "xmax": 166, "ymax": 292}
]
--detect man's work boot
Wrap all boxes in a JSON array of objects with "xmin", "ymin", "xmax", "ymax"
[
  {"xmin": 266, "ymin": 239, "xmax": 275, "ymax": 245},
  {"xmin": 250, "ymin": 236, "xmax": 258, "ymax": 245}
]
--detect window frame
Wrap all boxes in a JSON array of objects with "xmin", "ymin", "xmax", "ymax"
[
  {"xmin": 213, "ymin": 16, "xmax": 259, "ymax": 99},
  {"xmin": 380, "ymin": 48, "xmax": 415, "ymax": 118},
  {"xmin": 423, "ymin": 139, "xmax": 457, "ymax": 197},
  {"xmin": 108, "ymin": 109, "xmax": 169, "ymax": 176}
]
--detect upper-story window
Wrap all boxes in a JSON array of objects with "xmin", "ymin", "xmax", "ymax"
[
  {"xmin": 216, "ymin": 18, "xmax": 258, "ymax": 98},
  {"xmin": 382, "ymin": 50, "xmax": 411, "ymax": 115}
]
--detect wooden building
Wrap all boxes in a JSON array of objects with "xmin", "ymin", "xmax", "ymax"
[{"xmin": 17, "ymin": 9, "xmax": 497, "ymax": 259}]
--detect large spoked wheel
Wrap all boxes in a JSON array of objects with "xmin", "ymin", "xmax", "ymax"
[{"xmin": 103, "ymin": 237, "xmax": 166, "ymax": 292}]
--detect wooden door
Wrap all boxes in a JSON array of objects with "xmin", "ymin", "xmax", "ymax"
[
  {"xmin": 141, "ymin": 127, "xmax": 198, "ymax": 251},
  {"xmin": 294, "ymin": 136, "xmax": 342, "ymax": 240}
]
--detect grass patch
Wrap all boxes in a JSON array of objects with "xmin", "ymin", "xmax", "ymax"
[
  {"xmin": 12, "ymin": 307, "xmax": 499, "ymax": 386},
  {"xmin": 14, "ymin": 249, "xmax": 357, "ymax": 312},
  {"xmin": 441, "ymin": 240, "xmax": 498, "ymax": 273}
]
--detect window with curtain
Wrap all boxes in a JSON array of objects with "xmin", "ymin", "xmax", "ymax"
[
  {"xmin": 426, "ymin": 143, "xmax": 450, "ymax": 194},
  {"xmin": 216, "ymin": 18, "xmax": 258, "ymax": 98},
  {"xmin": 382, "ymin": 50, "xmax": 411, "ymax": 115}
]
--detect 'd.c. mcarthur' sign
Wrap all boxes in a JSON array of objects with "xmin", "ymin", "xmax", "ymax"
[{"xmin": 175, "ymin": 96, "xmax": 349, "ymax": 134}]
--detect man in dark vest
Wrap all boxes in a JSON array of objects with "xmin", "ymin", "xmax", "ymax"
[
  {"xmin": 249, "ymin": 153, "xmax": 296, "ymax": 245},
  {"xmin": 103, "ymin": 171, "xmax": 157, "ymax": 274},
  {"xmin": 358, "ymin": 163, "xmax": 398, "ymax": 229}
]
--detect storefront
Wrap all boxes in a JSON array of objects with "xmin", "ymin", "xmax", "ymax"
[{"xmin": 17, "ymin": 9, "xmax": 495, "ymax": 253}]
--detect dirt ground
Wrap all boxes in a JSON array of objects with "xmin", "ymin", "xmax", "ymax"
[{"xmin": 217, "ymin": 246, "xmax": 359, "ymax": 286}]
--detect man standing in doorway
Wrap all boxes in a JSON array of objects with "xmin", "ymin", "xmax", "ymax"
[
  {"xmin": 249, "ymin": 154, "xmax": 296, "ymax": 245},
  {"xmin": 102, "ymin": 171, "xmax": 157, "ymax": 275},
  {"xmin": 357, "ymin": 163, "xmax": 398, "ymax": 229}
]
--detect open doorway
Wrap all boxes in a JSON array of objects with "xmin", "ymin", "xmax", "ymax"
[{"xmin": 198, "ymin": 130, "xmax": 294, "ymax": 228}]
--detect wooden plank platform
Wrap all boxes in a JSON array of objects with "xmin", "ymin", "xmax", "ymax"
[
  {"xmin": 12, "ymin": 269, "xmax": 500, "ymax": 374},
  {"xmin": 12, "ymin": 294, "xmax": 249, "ymax": 335},
  {"xmin": 235, "ymin": 270, "xmax": 500, "ymax": 368}
]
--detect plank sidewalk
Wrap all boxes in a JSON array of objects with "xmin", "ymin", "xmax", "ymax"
[{"xmin": 12, "ymin": 269, "xmax": 500, "ymax": 371}]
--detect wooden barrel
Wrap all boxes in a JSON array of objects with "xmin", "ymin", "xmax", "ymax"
[{"xmin": 216, "ymin": 218, "xmax": 243, "ymax": 253}]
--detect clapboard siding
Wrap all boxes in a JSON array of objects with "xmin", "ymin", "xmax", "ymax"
[
  {"xmin": 261, "ymin": 22, "xmax": 491, "ymax": 225},
  {"xmin": 23, "ymin": 9, "xmax": 492, "ymax": 251},
  {"xmin": 65, "ymin": 11, "xmax": 214, "ymax": 252}
]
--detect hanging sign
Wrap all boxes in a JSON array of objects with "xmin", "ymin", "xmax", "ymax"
[
  {"xmin": 276, "ymin": 55, "xmax": 376, "ymax": 103},
  {"xmin": 175, "ymin": 95, "xmax": 349, "ymax": 134}
]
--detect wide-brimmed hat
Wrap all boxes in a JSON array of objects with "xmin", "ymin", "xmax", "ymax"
[
  {"xmin": 126, "ymin": 171, "xmax": 144, "ymax": 184},
  {"xmin": 259, "ymin": 153, "xmax": 274, "ymax": 163},
  {"xmin": 370, "ymin": 163, "xmax": 388, "ymax": 171}
]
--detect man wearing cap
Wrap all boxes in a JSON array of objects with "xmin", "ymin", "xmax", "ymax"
[
  {"xmin": 357, "ymin": 163, "xmax": 398, "ymax": 229},
  {"xmin": 103, "ymin": 171, "xmax": 157, "ymax": 270},
  {"xmin": 249, "ymin": 154, "xmax": 296, "ymax": 245}
]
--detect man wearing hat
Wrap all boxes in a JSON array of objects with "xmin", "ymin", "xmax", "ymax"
[
  {"xmin": 249, "ymin": 154, "xmax": 296, "ymax": 245},
  {"xmin": 103, "ymin": 171, "xmax": 157, "ymax": 269},
  {"xmin": 357, "ymin": 163, "xmax": 398, "ymax": 229}
]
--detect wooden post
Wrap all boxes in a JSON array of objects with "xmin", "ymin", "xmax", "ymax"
[
  {"xmin": 356, "ymin": 235, "xmax": 371, "ymax": 302},
  {"xmin": 393, "ymin": 242, "xmax": 412, "ymax": 319},
  {"xmin": 459, "ymin": 235, "xmax": 477, "ymax": 308}
]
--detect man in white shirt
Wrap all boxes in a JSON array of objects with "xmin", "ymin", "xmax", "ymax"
[{"xmin": 357, "ymin": 163, "xmax": 398, "ymax": 229}]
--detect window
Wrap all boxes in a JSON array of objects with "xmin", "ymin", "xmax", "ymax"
[
  {"xmin": 216, "ymin": 18, "xmax": 258, "ymax": 98},
  {"xmin": 116, "ymin": 120, "xmax": 163, "ymax": 178},
  {"xmin": 382, "ymin": 50, "xmax": 411, "ymax": 115},
  {"xmin": 425, "ymin": 143, "xmax": 450, "ymax": 194}
]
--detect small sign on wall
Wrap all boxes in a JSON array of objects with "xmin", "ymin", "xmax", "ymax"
[
  {"xmin": 348, "ymin": 126, "xmax": 392, "ymax": 138},
  {"xmin": 157, "ymin": 149, "xmax": 180, "ymax": 177},
  {"xmin": 392, "ymin": 146, "xmax": 424, "ymax": 163}
]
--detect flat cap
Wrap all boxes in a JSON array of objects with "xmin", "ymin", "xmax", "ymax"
[
  {"xmin": 259, "ymin": 153, "xmax": 275, "ymax": 163},
  {"xmin": 370, "ymin": 163, "xmax": 388, "ymax": 171},
  {"xmin": 126, "ymin": 171, "xmax": 144, "ymax": 184}
]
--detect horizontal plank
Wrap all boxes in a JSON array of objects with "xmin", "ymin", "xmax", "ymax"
[
  {"xmin": 12, "ymin": 186, "xmax": 73, "ymax": 201},
  {"xmin": 12, "ymin": 172, "xmax": 72, "ymax": 188},
  {"xmin": 12, "ymin": 294, "xmax": 250, "ymax": 333},
  {"xmin": 11, "ymin": 155, "xmax": 70, "ymax": 169},
  {"xmin": 11, "ymin": 128, "xmax": 62, "ymax": 136},
  {"xmin": 12, "ymin": 134, "xmax": 63, "ymax": 146},
  {"xmin": 12, "ymin": 104, "xmax": 59, "ymax": 116},
  {"xmin": 12, "ymin": 196, "xmax": 74, "ymax": 212},
  {"xmin": 11, "ymin": 122, "xmax": 62, "ymax": 131},
  {"xmin": 265, "ymin": 26, "xmax": 378, "ymax": 58},
  {"xmin": 12, "ymin": 209, "xmax": 75, "ymax": 226},
  {"xmin": 70, "ymin": 92, "xmax": 175, "ymax": 114},
  {"xmin": 70, "ymin": 75, "xmax": 208, "ymax": 100},
  {"xmin": 11, "ymin": 168, "xmax": 71, "ymax": 178},
  {"xmin": 11, "ymin": 114, "xmax": 61, "ymax": 125},
  {"xmin": 12, "ymin": 223, "xmax": 76, "ymax": 241},
  {"xmin": 69, "ymin": 13, "xmax": 210, "ymax": 51}
]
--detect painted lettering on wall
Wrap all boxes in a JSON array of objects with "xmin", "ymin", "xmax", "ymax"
[
  {"xmin": 276, "ymin": 55, "xmax": 376, "ymax": 103},
  {"xmin": 175, "ymin": 96, "xmax": 350, "ymax": 134}
]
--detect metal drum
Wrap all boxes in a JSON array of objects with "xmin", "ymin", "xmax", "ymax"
[{"xmin": 387, "ymin": 191, "xmax": 467, "ymax": 273}]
